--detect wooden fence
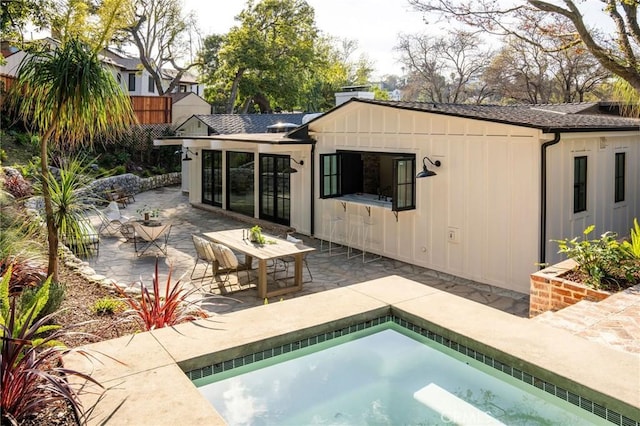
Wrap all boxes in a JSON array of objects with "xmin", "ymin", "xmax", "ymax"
[
  {"xmin": 131, "ymin": 96, "xmax": 172, "ymax": 124},
  {"xmin": 1, "ymin": 75, "xmax": 171, "ymax": 125}
]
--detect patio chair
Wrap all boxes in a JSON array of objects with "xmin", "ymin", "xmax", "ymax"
[
  {"xmin": 191, "ymin": 234, "xmax": 218, "ymax": 282},
  {"xmin": 131, "ymin": 222, "xmax": 172, "ymax": 257},
  {"xmin": 273, "ymin": 234, "xmax": 313, "ymax": 283},
  {"xmin": 98, "ymin": 201, "xmax": 131, "ymax": 236},
  {"xmin": 210, "ymin": 242, "xmax": 252, "ymax": 288}
]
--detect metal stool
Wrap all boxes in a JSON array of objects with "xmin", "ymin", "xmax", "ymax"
[
  {"xmin": 347, "ymin": 213, "xmax": 364, "ymax": 260},
  {"xmin": 321, "ymin": 212, "xmax": 346, "ymax": 256}
]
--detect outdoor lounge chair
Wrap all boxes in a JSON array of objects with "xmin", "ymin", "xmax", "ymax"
[
  {"xmin": 98, "ymin": 201, "xmax": 131, "ymax": 236},
  {"xmin": 191, "ymin": 234, "xmax": 219, "ymax": 282},
  {"xmin": 62, "ymin": 216, "xmax": 100, "ymax": 257},
  {"xmin": 131, "ymin": 222, "xmax": 172, "ymax": 257}
]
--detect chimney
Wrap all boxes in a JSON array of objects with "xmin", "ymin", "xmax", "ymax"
[{"xmin": 335, "ymin": 85, "xmax": 375, "ymax": 106}]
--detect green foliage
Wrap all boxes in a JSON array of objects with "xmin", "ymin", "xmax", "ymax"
[
  {"xmin": 113, "ymin": 259, "xmax": 207, "ymax": 331},
  {"xmin": 250, "ymin": 225, "xmax": 266, "ymax": 245},
  {"xmin": 555, "ymin": 225, "xmax": 639, "ymax": 290},
  {"xmin": 18, "ymin": 280, "xmax": 66, "ymax": 322},
  {"xmin": 0, "ymin": 148, "xmax": 7, "ymax": 163},
  {"xmin": 1, "ymin": 267, "xmax": 102, "ymax": 424},
  {"xmin": 45, "ymin": 156, "xmax": 101, "ymax": 257},
  {"xmin": 90, "ymin": 297, "xmax": 126, "ymax": 315},
  {"xmin": 622, "ymin": 218, "xmax": 640, "ymax": 259}
]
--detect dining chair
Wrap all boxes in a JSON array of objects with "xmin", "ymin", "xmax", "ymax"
[
  {"xmin": 210, "ymin": 242, "xmax": 252, "ymax": 288},
  {"xmin": 273, "ymin": 234, "xmax": 313, "ymax": 283},
  {"xmin": 191, "ymin": 234, "xmax": 218, "ymax": 282}
]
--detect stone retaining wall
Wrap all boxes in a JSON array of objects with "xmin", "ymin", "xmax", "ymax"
[
  {"xmin": 25, "ymin": 172, "xmax": 181, "ymax": 210},
  {"xmin": 529, "ymin": 259, "xmax": 611, "ymax": 317}
]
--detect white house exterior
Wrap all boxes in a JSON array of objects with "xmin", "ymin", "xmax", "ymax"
[{"xmin": 158, "ymin": 99, "xmax": 640, "ymax": 295}]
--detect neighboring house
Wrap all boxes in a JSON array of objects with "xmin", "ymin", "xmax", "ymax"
[
  {"xmin": 163, "ymin": 97, "xmax": 639, "ymax": 295},
  {"xmin": 1, "ymin": 39, "xmax": 207, "ymax": 124},
  {"xmin": 169, "ymin": 93, "xmax": 212, "ymax": 126}
]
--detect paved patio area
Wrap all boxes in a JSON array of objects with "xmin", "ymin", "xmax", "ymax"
[{"xmin": 85, "ymin": 185, "xmax": 530, "ymax": 317}]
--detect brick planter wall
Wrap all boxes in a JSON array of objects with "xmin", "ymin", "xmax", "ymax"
[{"xmin": 529, "ymin": 259, "xmax": 611, "ymax": 318}]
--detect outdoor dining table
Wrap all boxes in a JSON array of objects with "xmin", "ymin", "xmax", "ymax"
[{"xmin": 203, "ymin": 229, "xmax": 316, "ymax": 299}]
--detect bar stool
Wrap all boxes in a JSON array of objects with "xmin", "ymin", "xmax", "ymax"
[
  {"xmin": 321, "ymin": 211, "xmax": 346, "ymax": 256},
  {"xmin": 347, "ymin": 213, "xmax": 364, "ymax": 260},
  {"xmin": 362, "ymin": 214, "xmax": 381, "ymax": 263}
]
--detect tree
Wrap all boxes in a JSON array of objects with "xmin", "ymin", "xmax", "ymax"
[
  {"xmin": 396, "ymin": 30, "xmax": 492, "ymax": 103},
  {"xmin": 1, "ymin": 0, "xmax": 54, "ymax": 47},
  {"xmin": 407, "ymin": 0, "xmax": 640, "ymax": 96},
  {"xmin": 7, "ymin": 38, "xmax": 136, "ymax": 282},
  {"xmin": 127, "ymin": 0, "xmax": 202, "ymax": 95},
  {"xmin": 207, "ymin": 0, "xmax": 319, "ymax": 113}
]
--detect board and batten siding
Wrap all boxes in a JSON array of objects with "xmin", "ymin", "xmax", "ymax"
[
  {"xmin": 544, "ymin": 132, "xmax": 640, "ymax": 268},
  {"xmin": 309, "ymin": 102, "xmax": 541, "ymax": 293}
]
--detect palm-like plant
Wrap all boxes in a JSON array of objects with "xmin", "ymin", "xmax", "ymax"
[{"xmin": 8, "ymin": 38, "xmax": 136, "ymax": 282}]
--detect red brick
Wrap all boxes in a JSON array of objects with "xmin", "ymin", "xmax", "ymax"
[{"xmin": 532, "ymin": 281, "xmax": 550, "ymax": 290}]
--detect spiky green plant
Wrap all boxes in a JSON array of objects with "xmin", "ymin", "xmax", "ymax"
[{"xmin": 622, "ymin": 218, "xmax": 640, "ymax": 259}]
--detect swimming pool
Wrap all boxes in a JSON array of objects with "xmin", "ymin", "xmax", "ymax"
[{"xmin": 192, "ymin": 319, "xmax": 613, "ymax": 425}]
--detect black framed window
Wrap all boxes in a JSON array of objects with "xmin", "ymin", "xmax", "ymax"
[
  {"xmin": 320, "ymin": 153, "xmax": 340, "ymax": 198},
  {"xmin": 259, "ymin": 154, "xmax": 291, "ymax": 226},
  {"xmin": 393, "ymin": 157, "xmax": 416, "ymax": 211},
  {"xmin": 148, "ymin": 76, "xmax": 155, "ymax": 93},
  {"xmin": 615, "ymin": 152, "xmax": 625, "ymax": 203},
  {"xmin": 202, "ymin": 150, "xmax": 222, "ymax": 207},
  {"xmin": 226, "ymin": 151, "xmax": 255, "ymax": 217},
  {"xmin": 573, "ymin": 156, "xmax": 587, "ymax": 213},
  {"xmin": 128, "ymin": 73, "xmax": 136, "ymax": 91}
]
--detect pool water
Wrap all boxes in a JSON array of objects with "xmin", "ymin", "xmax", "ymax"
[{"xmin": 194, "ymin": 323, "xmax": 607, "ymax": 425}]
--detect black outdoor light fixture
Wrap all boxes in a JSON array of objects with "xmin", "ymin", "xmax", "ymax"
[
  {"xmin": 176, "ymin": 147, "xmax": 198, "ymax": 161},
  {"xmin": 416, "ymin": 156, "xmax": 441, "ymax": 178},
  {"xmin": 284, "ymin": 158, "xmax": 304, "ymax": 174}
]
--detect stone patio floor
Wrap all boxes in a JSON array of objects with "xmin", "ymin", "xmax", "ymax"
[{"xmin": 80, "ymin": 185, "xmax": 640, "ymax": 355}]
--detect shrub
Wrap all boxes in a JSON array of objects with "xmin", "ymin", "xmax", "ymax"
[
  {"xmin": 90, "ymin": 297, "xmax": 126, "ymax": 315},
  {"xmin": 2, "ymin": 172, "xmax": 33, "ymax": 199},
  {"xmin": 555, "ymin": 225, "xmax": 639, "ymax": 290},
  {"xmin": 113, "ymin": 259, "xmax": 207, "ymax": 331},
  {"xmin": 1, "ymin": 268, "xmax": 102, "ymax": 425},
  {"xmin": 18, "ymin": 280, "xmax": 66, "ymax": 321},
  {"xmin": 622, "ymin": 218, "xmax": 640, "ymax": 259}
]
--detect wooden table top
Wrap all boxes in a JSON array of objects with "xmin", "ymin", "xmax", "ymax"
[{"xmin": 203, "ymin": 229, "xmax": 315, "ymax": 260}]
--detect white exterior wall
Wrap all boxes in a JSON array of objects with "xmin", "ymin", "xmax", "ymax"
[
  {"xmin": 544, "ymin": 132, "xmax": 640, "ymax": 266},
  {"xmin": 172, "ymin": 96, "xmax": 211, "ymax": 125},
  {"xmin": 309, "ymin": 103, "xmax": 541, "ymax": 293},
  {"xmin": 183, "ymin": 139, "xmax": 313, "ymax": 234},
  {"xmin": 0, "ymin": 51, "xmax": 27, "ymax": 76},
  {"xmin": 177, "ymin": 117, "xmax": 210, "ymax": 136}
]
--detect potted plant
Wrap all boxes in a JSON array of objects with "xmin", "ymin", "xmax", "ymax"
[
  {"xmin": 249, "ymin": 225, "xmax": 266, "ymax": 245},
  {"xmin": 136, "ymin": 205, "xmax": 160, "ymax": 223}
]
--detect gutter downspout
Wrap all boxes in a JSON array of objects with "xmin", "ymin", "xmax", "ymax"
[
  {"xmin": 310, "ymin": 140, "xmax": 316, "ymax": 236},
  {"xmin": 539, "ymin": 132, "xmax": 561, "ymax": 268}
]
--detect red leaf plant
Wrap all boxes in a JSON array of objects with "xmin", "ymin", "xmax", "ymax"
[
  {"xmin": 1, "ymin": 269, "xmax": 103, "ymax": 425},
  {"xmin": 113, "ymin": 259, "xmax": 208, "ymax": 331}
]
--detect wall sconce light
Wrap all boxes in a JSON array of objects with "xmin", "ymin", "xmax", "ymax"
[
  {"xmin": 416, "ymin": 156, "xmax": 441, "ymax": 178},
  {"xmin": 175, "ymin": 147, "xmax": 198, "ymax": 161},
  {"xmin": 284, "ymin": 158, "xmax": 304, "ymax": 174}
]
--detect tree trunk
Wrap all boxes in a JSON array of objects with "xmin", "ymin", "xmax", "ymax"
[
  {"xmin": 226, "ymin": 68, "xmax": 245, "ymax": 113},
  {"xmin": 40, "ymin": 124, "xmax": 59, "ymax": 283}
]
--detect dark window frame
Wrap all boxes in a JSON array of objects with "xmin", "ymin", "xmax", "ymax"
[
  {"xmin": 615, "ymin": 152, "xmax": 625, "ymax": 203},
  {"xmin": 128, "ymin": 73, "xmax": 136, "ymax": 91},
  {"xmin": 148, "ymin": 76, "xmax": 155, "ymax": 93},
  {"xmin": 573, "ymin": 156, "xmax": 587, "ymax": 213},
  {"xmin": 202, "ymin": 150, "xmax": 222, "ymax": 207},
  {"xmin": 320, "ymin": 151, "xmax": 416, "ymax": 211}
]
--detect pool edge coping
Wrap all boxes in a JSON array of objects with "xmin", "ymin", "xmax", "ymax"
[{"xmin": 64, "ymin": 275, "xmax": 640, "ymax": 425}]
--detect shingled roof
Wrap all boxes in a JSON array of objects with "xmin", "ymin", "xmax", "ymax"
[
  {"xmin": 343, "ymin": 99, "xmax": 640, "ymax": 133},
  {"xmin": 192, "ymin": 113, "xmax": 306, "ymax": 134}
]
